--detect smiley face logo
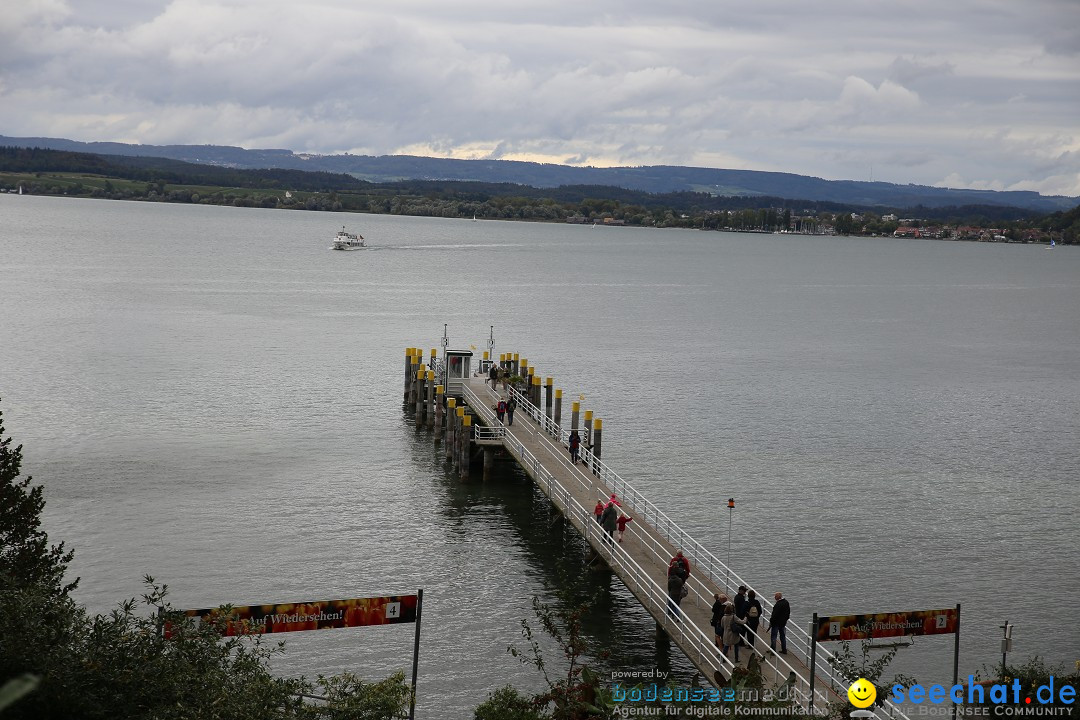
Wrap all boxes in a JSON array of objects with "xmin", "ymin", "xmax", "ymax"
[{"xmin": 848, "ymin": 678, "xmax": 876, "ymax": 708}]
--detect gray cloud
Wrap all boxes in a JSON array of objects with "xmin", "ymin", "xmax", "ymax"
[{"xmin": 1, "ymin": 0, "xmax": 1078, "ymax": 195}]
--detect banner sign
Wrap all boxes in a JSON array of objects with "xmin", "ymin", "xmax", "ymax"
[
  {"xmin": 182, "ymin": 594, "xmax": 419, "ymax": 636},
  {"xmin": 815, "ymin": 607, "xmax": 958, "ymax": 641}
]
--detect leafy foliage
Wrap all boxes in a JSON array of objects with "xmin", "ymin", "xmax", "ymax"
[
  {"xmin": 505, "ymin": 593, "xmax": 616, "ymax": 720},
  {"xmin": 0, "ymin": 399, "xmax": 77, "ymax": 597}
]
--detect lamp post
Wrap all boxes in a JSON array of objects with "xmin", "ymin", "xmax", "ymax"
[
  {"xmin": 726, "ymin": 498, "xmax": 735, "ymax": 589},
  {"xmin": 1000, "ymin": 621, "xmax": 1013, "ymax": 678}
]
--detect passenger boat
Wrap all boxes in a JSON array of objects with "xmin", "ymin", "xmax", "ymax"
[{"xmin": 332, "ymin": 226, "xmax": 366, "ymax": 250}]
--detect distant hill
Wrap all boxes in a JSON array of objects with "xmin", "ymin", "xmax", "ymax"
[{"xmin": 2, "ymin": 134, "xmax": 1076, "ymax": 212}]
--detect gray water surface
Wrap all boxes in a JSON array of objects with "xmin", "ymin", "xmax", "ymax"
[{"xmin": 1, "ymin": 195, "xmax": 1077, "ymax": 712}]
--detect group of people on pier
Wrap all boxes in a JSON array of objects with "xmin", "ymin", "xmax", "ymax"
[
  {"xmin": 662, "ymin": 550, "xmax": 791, "ymax": 664},
  {"xmin": 710, "ymin": 586, "xmax": 790, "ymax": 662},
  {"xmin": 594, "ymin": 494, "xmax": 631, "ymax": 546},
  {"xmin": 484, "ymin": 361, "xmax": 794, "ymax": 669}
]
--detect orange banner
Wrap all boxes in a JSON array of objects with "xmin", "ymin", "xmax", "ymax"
[
  {"xmin": 815, "ymin": 607, "xmax": 958, "ymax": 641},
  {"xmin": 181, "ymin": 595, "xmax": 418, "ymax": 636}
]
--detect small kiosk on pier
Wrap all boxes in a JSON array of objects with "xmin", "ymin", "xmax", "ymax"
[{"xmin": 442, "ymin": 349, "xmax": 473, "ymax": 398}]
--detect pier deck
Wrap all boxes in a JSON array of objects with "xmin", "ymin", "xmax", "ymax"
[
  {"xmin": 460, "ymin": 376, "xmax": 842, "ymax": 702},
  {"xmin": 403, "ymin": 343, "xmax": 910, "ymax": 720}
]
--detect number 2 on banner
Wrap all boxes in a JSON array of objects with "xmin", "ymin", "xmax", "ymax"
[
  {"xmin": 935, "ymin": 615, "xmax": 947, "ymax": 629},
  {"xmin": 386, "ymin": 602, "xmax": 401, "ymax": 619}
]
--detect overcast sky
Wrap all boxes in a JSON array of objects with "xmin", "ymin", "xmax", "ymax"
[{"xmin": 2, "ymin": 0, "xmax": 1079, "ymax": 195}]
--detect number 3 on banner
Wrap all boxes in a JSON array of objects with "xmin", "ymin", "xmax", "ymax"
[{"xmin": 386, "ymin": 602, "xmax": 401, "ymax": 619}]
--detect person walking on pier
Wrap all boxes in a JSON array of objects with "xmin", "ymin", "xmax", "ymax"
[
  {"xmin": 733, "ymin": 585, "xmax": 750, "ymax": 645},
  {"xmin": 769, "ymin": 591, "xmax": 790, "ymax": 655},
  {"xmin": 615, "ymin": 513, "xmax": 632, "ymax": 543},
  {"xmin": 594, "ymin": 500, "xmax": 604, "ymax": 524},
  {"xmin": 667, "ymin": 572, "xmax": 688, "ymax": 621},
  {"xmin": 744, "ymin": 589, "xmax": 763, "ymax": 652},
  {"xmin": 505, "ymin": 395, "xmax": 517, "ymax": 425},
  {"xmin": 668, "ymin": 551, "xmax": 690, "ymax": 580},
  {"xmin": 489, "ymin": 363, "xmax": 498, "ymax": 389},
  {"xmin": 496, "ymin": 398, "xmax": 507, "ymax": 423},
  {"xmin": 711, "ymin": 593, "xmax": 729, "ymax": 647},
  {"xmin": 719, "ymin": 605, "xmax": 746, "ymax": 662},
  {"xmin": 600, "ymin": 501, "xmax": 618, "ymax": 546},
  {"xmin": 569, "ymin": 430, "xmax": 581, "ymax": 464}
]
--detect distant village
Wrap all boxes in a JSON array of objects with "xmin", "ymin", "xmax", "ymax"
[{"xmin": 567, "ymin": 210, "xmax": 1064, "ymax": 243}]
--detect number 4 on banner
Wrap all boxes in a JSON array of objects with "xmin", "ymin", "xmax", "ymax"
[{"xmin": 386, "ymin": 602, "xmax": 401, "ymax": 620}]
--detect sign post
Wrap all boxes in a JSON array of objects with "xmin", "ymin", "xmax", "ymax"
[
  {"xmin": 180, "ymin": 591, "xmax": 425, "ymax": 717},
  {"xmin": 409, "ymin": 589, "xmax": 424, "ymax": 720},
  {"xmin": 814, "ymin": 605, "xmax": 961, "ymax": 716}
]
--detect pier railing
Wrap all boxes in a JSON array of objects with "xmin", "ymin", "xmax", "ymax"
[
  {"xmin": 474, "ymin": 425, "xmax": 506, "ymax": 441},
  {"xmin": 465, "ymin": 386, "xmax": 845, "ymax": 706},
  {"xmin": 479, "ymin": 383, "xmax": 910, "ymax": 720}
]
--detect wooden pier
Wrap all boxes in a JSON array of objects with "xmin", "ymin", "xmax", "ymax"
[{"xmin": 402, "ymin": 346, "xmax": 910, "ymax": 718}]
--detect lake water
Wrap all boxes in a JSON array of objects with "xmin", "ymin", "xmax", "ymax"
[{"xmin": 1, "ymin": 194, "xmax": 1077, "ymax": 712}]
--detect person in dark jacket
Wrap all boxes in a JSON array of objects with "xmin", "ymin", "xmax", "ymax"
[
  {"xmin": 568, "ymin": 430, "xmax": 581, "ymax": 463},
  {"xmin": 770, "ymin": 591, "xmax": 791, "ymax": 654},
  {"xmin": 488, "ymin": 363, "xmax": 498, "ymax": 389},
  {"xmin": 710, "ymin": 593, "xmax": 729, "ymax": 647},
  {"xmin": 505, "ymin": 395, "xmax": 517, "ymax": 425},
  {"xmin": 667, "ymin": 573, "xmax": 687, "ymax": 620},
  {"xmin": 744, "ymin": 589, "xmax": 763, "ymax": 651},
  {"xmin": 733, "ymin": 585, "xmax": 749, "ymax": 645},
  {"xmin": 600, "ymin": 502, "xmax": 618, "ymax": 546}
]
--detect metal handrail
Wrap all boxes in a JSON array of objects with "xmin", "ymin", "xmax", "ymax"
[
  {"xmin": 474, "ymin": 425, "xmax": 506, "ymax": 441},
  {"xmin": 470, "ymin": 387, "xmax": 826, "ymax": 701},
  {"xmin": 467, "ymin": 382, "xmax": 906, "ymax": 718},
  {"xmin": 498, "ymin": 427, "xmax": 740, "ymax": 682}
]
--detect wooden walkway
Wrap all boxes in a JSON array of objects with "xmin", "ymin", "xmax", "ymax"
[{"xmin": 460, "ymin": 376, "xmax": 847, "ymax": 702}]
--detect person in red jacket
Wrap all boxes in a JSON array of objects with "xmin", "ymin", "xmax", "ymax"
[
  {"xmin": 594, "ymin": 500, "xmax": 604, "ymax": 524},
  {"xmin": 616, "ymin": 513, "xmax": 633, "ymax": 543},
  {"xmin": 668, "ymin": 550, "xmax": 690, "ymax": 579}
]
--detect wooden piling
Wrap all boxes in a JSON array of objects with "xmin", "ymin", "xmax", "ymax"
[
  {"xmin": 553, "ymin": 389, "xmax": 563, "ymax": 436},
  {"xmin": 434, "ymin": 385, "xmax": 444, "ymax": 443},
  {"xmin": 460, "ymin": 414, "xmax": 472, "ymax": 480},
  {"xmin": 445, "ymin": 398, "xmax": 456, "ymax": 459},
  {"xmin": 455, "ymin": 406, "xmax": 465, "ymax": 469},
  {"xmin": 483, "ymin": 445, "xmax": 494, "ymax": 481},
  {"xmin": 584, "ymin": 409, "xmax": 593, "ymax": 449},
  {"xmin": 512, "ymin": 353, "xmax": 519, "ymax": 376},
  {"xmin": 404, "ymin": 348, "xmax": 414, "ymax": 401},
  {"xmin": 409, "ymin": 351, "xmax": 421, "ymax": 405},
  {"xmin": 593, "ymin": 417, "xmax": 602, "ymax": 472},
  {"xmin": 425, "ymin": 370, "xmax": 435, "ymax": 427},
  {"xmin": 571, "ymin": 401, "xmax": 580, "ymax": 434},
  {"xmin": 415, "ymin": 368, "xmax": 426, "ymax": 427},
  {"xmin": 530, "ymin": 374, "xmax": 540, "ymax": 409},
  {"xmin": 544, "ymin": 377, "xmax": 553, "ymax": 420}
]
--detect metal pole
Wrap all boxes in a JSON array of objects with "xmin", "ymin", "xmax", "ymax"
[
  {"xmin": 1000, "ymin": 618, "xmax": 1009, "ymax": 679},
  {"xmin": 409, "ymin": 588, "xmax": 424, "ymax": 720},
  {"xmin": 809, "ymin": 613, "xmax": 818, "ymax": 714},
  {"xmin": 726, "ymin": 498, "xmax": 734, "ymax": 588},
  {"xmin": 952, "ymin": 603, "xmax": 961, "ymax": 720}
]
